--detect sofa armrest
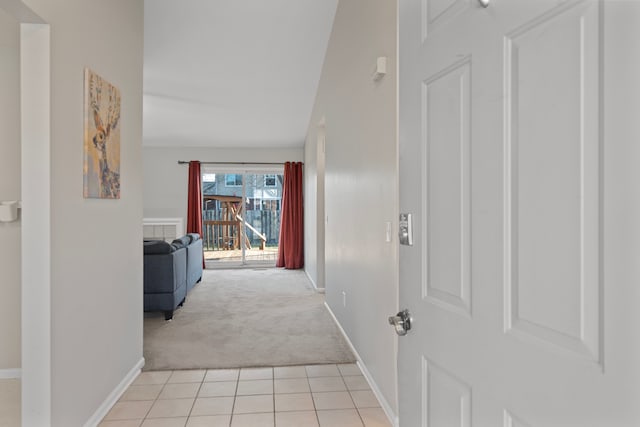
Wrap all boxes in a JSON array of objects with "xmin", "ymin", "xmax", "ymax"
[
  {"xmin": 144, "ymin": 247, "xmax": 187, "ymax": 294},
  {"xmin": 186, "ymin": 237, "xmax": 203, "ymax": 290}
]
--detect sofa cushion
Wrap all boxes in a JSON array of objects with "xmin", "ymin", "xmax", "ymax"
[
  {"xmin": 187, "ymin": 233, "xmax": 201, "ymax": 242},
  {"xmin": 144, "ymin": 240, "xmax": 176, "ymax": 255},
  {"xmin": 172, "ymin": 235, "xmax": 191, "ymax": 248}
]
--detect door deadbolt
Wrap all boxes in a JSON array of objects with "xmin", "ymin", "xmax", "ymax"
[{"xmin": 388, "ymin": 309, "xmax": 412, "ymax": 336}]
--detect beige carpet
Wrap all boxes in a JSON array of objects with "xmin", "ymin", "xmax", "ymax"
[{"xmin": 143, "ymin": 268, "xmax": 355, "ymax": 371}]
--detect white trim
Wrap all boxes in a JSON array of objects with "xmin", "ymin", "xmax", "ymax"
[
  {"xmin": 143, "ymin": 217, "xmax": 184, "ymax": 237},
  {"xmin": 21, "ymin": 19, "xmax": 51, "ymax": 427},
  {"xmin": 305, "ymin": 270, "xmax": 325, "ymax": 293},
  {"xmin": 83, "ymin": 357, "xmax": 145, "ymax": 427},
  {"xmin": 142, "ymin": 218, "xmax": 186, "ymax": 240},
  {"xmin": 324, "ymin": 302, "xmax": 399, "ymax": 427},
  {"xmin": 0, "ymin": 368, "xmax": 21, "ymax": 379}
]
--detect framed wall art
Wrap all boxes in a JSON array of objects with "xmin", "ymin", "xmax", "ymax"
[{"xmin": 83, "ymin": 68, "xmax": 121, "ymax": 199}]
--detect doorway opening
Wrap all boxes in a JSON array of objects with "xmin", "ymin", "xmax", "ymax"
[{"xmin": 201, "ymin": 168, "xmax": 284, "ymax": 268}]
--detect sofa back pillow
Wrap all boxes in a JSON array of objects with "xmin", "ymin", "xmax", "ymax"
[{"xmin": 144, "ymin": 240, "xmax": 176, "ymax": 255}]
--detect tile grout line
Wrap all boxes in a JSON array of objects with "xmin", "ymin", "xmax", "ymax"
[
  {"xmin": 272, "ymin": 367, "xmax": 276, "ymax": 427},
  {"xmin": 342, "ymin": 365, "xmax": 366, "ymax": 427},
  {"xmin": 229, "ymin": 368, "xmax": 241, "ymax": 427},
  {"xmin": 121, "ymin": 371, "xmax": 160, "ymax": 425},
  {"xmin": 182, "ymin": 370, "xmax": 205, "ymax": 427},
  {"xmin": 340, "ymin": 368, "xmax": 360, "ymax": 425},
  {"xmin": 307, "ymin": 365, "xmax": 322, "ymax": 427},
  {"xmin": 142, "ymin": 371, "xmax": 170, "ymax": 423}
]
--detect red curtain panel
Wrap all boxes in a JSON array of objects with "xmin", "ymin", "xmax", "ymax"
[
  {"xmin": 277, "ymin": 162, "xmax": 304, "ymax": 269},
  {"xmin": 186, "ymin": 160, "xmax": 205, "ymax": 268}
]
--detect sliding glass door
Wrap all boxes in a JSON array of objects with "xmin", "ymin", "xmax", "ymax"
[{"xmin": 201, "ymin": 168, "xmax": 283, "ymax": 268}]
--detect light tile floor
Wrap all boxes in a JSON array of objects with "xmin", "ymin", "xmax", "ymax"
[{"xmin": 100, "ymin": 364, "xmax": 392, "ymax": 427}]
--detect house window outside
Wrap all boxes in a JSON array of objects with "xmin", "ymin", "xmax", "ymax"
[
  {"xmin": 262, "ymin": 200, "xmax": 280, "ymax": 211},
  {"xmin": 225, "ymin": 174, "xmax": 243, "ymax": 187},
  {"xmin": 246, "ymin": 198, "xmax": 263, "ymax": 211},
  {"xmin": 264, "ymin": 174, "xmax": 277, "ymax": 187}
]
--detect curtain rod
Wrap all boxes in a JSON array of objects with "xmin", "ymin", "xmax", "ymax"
[{"xmin": 177, "ymin": 161, "xmax": 302, "ymax": 166}]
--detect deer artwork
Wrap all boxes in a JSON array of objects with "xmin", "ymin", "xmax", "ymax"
[{"xmin": 88, "ymin": 71, "xmax": 121, "ymax": 198}]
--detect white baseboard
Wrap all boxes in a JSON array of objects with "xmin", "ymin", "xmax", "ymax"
[
  {"xmin": 0, "ymin": 368, "xmax": 21, "ymax": 379},
  {"xmin": 83, "ymin": 357, "xmax": 145, "ymax": 427},
  {"xmin": 323, "ymin": 302, "xmax": 399, "ymax": 427},
  {"xmin": 305, "ymin": 270, "xmax": 325, "ymax": 293}
]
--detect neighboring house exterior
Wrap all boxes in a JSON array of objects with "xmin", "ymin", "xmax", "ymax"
[
  {"xmin": 202, "ymin": 173, "xmax": 284, "ymax": 246},
  {"xmin": 203, "ymin": 173, "xmax": 282, "ymax": 212}
]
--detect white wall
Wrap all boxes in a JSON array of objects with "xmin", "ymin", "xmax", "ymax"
[
  {"xmin": 143, "ymin": 146, "xmax": 303, "ymax": 222},
  {"xmin": 304, "ymin": 126, "xmax": 326, "ymax": 290},
  {"xmin": 0, "ymin": 7, "xmax": 21, "ymax": 372},
  {"xmin": 304, "ymin": 0, "xmax": 399, "ymax": 418},
  {"xmin": 304, "ymin": 131, "xmax": 319, "ymax": 288},
  {"xmin": 21, "ymin": 0, "xmax": 144, "ymax": 425}
]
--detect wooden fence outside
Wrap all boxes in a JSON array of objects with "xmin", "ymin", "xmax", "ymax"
[{"xmin": 202, "ymin": 209, "xmax": 280, "ymax": 252}]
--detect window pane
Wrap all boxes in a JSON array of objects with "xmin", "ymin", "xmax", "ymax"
[
  {"xmin": 201, "ymin": 171, "xmax": 282, "ymax": 267},
  {"xmin": 225, "ymin": 174, "xmax": 242, "ymax": 186}
]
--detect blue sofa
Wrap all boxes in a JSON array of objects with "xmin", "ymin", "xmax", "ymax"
[
  {"xmin": 172, "ymin": 233, "xmax": 203, "ymax": 292},
  {"xmin": 143, "ymin": 233, "xmax": 203, "ymax": 320},
  {"xmin": 143, "ymin": 240, "xmax": 187, "ymax": 320}
]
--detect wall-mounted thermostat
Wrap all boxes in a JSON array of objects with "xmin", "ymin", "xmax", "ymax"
[{"xmin": 399, "ymin": 213, "xmax": 413, "ymax": 246}]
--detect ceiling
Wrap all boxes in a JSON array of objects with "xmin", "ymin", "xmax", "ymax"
[{"xmin": 143, "ymin": 0, "xmax": 338, "ymax": 149}]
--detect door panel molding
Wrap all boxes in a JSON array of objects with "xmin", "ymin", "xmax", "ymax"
[
  {"xmin": 421, "ymin": 56, "xmax": 472, "ymax": 317},
  {"xmin": 421, "ymin": 0, "xmax": 470, "ymax": 41},
  {"xmin": 503, "ymin": 1, "xmax": 602, "ymax": 364},
  {"xmin": 504, "ymin": 410, "xmax": 533, "ymax": 427},
  {"xmin": 422, "ymin": 357, "xmax": 472, "ymax": 427}
]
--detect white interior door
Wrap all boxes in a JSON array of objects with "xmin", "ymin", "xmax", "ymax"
[{"xmin": 398, "ymin": 1, "xmax": 640, "ymax": 426}]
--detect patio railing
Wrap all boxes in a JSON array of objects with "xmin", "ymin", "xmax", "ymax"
[{"xmin": 202, "ymin": 210, "xmax": 280, "ymax": 252}]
